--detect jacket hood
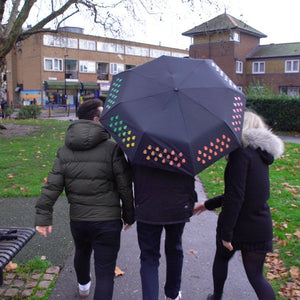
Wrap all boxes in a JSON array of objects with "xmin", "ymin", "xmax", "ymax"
[
  {"xmin": 65, "ymin": 119, "xmax": 110, "ymax": 151},
  {"xmin": 242, "ymin": 128, "xmax": 284, "ymax": 162}
]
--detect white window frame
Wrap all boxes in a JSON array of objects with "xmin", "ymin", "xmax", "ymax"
[
  {"xmin": 79, "ymin": 39, "xmax": 96, "ymax": 51},
  {"xmin": 236, "ymin": 61, "xmax": 243, "ymax": 74},
  {"xmin": 252, "ymin": 61, "xmax": 265, "ymax": 74},
  {"xmin": 230, "ymin": 31, "xmax": 240, "ymax": 42},
  {"xmin": 110, "ymin": 63, "xmax": 125, "ymax": 75},
  {"xmin": 79, "ymin": 60, "xmax": 96, "ymax": 73},
  {"xmin": 285, "ymin": 60, "xmax": 299, "ymax": 73},
  {"xmin": 44, "ymin": 57, "xmax": 63, "ymax": 72},
  {"xmin": 67, "ymin": 38, "xmax": 78, "ymax": 49}
]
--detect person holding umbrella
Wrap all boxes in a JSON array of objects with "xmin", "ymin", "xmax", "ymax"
[
  {"xmin": 35, "ymin": 99, "xmax": 135, "ymax": 299},
  {"xmin": 194, "ymin": 110, "xmax": 284, "ymax": 300},
  {"xmin": 132, "ymin": 165, "xmax": 197, "ymax": 300}
]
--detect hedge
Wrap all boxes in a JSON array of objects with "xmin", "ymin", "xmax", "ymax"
[{"xmin": 246, "ymin": 98, "xmax": 300, "ymax": 132}]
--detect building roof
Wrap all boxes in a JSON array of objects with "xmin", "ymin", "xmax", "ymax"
[
  {"xmin": 247, "ymin": 42, "xmax": 300, "ymax": 59},
  {"xmin": 182, "ymin": 13, "xmax": 267, "ymax": 38}
]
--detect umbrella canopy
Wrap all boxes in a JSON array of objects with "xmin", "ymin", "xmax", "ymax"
[{"xmin": 101, "ymin": 56, "xmax": 246, "ymax": 176}]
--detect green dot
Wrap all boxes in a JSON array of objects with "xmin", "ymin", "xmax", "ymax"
[
  {"xmin": 113, "ymin": 128, "xmax": 117, "ymax": 132},
  {"xmin": 110, "ymin": 117, "xmax": 114, "ymax": 121}
]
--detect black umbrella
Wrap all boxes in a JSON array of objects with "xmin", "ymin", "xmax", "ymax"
[{"xmin": 101, "ymin": 56, "xmax": 246, "ymax": 176}]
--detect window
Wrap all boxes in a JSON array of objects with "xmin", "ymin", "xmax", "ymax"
[
  {"xmin": 150, "ymin": 49, "xmax": 171, "ymax": 58},
  {"xmin": 65, "ymin": 60, "xmax": 78, "ymax": 79},
  {"xmin": 97, "ymin": 42, "xmax": 124, "ymax": 54},
  {"xmin": 44, "ymin": 58, "xmax": 63, "ymax": 71},
  {"xmin": 67, "ymin": 38, "xmax": 78, "ymax": 49},
  {"xmin": 110, "ymin": 63, "xmax": 124, "ymax": 75},
  {"xmin": 97, "ymin": 62, "xmax": 109, "ymax": 80},
  {"xmin": 252, "ymin": 61, "xmax": 265, "ymax": 74},
  {"xmin": 280, "ymin": 86, "xmax": 300, "ymax": 96},
  {"xmin": 125, "ymin": 46, "xmax": 149, "ymax": 56},
  {"xmin": 285, "ymin": 60, "xmax": 299, "ymax": 73},
  {"xmin": 79, "ymin": 39, "xmax": 96, "ymax": 51},
  {"xmin": 230, "ymin": 31, "xmax": 240, "ymax": 42},
  {"xmin": 79, "ymin": 61, "xmax": 96, "ymax": 73},
  {"xmin": 236, "ymin": 61, "xmax": 243, "ymax": 74}
]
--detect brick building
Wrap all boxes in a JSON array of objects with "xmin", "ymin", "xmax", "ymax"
[
  {"xmin": 6, "ymin": 27, "xmax": 188, "ymax": 107},
  {"xmin": 183, "ymin": 13, "xmax": 300, "ymax": 96}
]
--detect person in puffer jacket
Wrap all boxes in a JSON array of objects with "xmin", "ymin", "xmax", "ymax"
[
  {"xmin": 35, "ymin": 99, "xmax": 135, "ymax": 300},
  {"xmin": 194, "ymin": 110, "xmax": 284, "ymax": 300}
]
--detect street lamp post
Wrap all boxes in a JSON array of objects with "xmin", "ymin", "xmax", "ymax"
[{"xmin": 64, "ymin": 54, "xmax": 69, "ymax": 116}]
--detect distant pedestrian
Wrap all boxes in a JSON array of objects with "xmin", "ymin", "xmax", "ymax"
[
  {"xmin": 35, "ymin": 99, "xmax": 135, "ymax": 300},
  {"xmin": 132, "ymin": 165, "xmax": 197, "ymax": 300},
  {"xmin": 1, "ymin": 99, "xmax": 8, "ymax": 119},
  {"xmin": 194, "ymin": 110, "xmax": 284, "ymax": 300}
]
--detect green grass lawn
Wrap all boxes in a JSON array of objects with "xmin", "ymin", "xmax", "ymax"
[{"xmin": 0, "ymin": 119, "xmax": 299, "ymax": 299}]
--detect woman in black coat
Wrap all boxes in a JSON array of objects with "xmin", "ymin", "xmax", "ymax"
[{"xmin": 194, "ymin": 111, "xmax": 284, "ymax": 300}]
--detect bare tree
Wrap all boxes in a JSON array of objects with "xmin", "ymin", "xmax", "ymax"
[{"xmin": 0, "ymin": 0, "xmax": 220, "ymax": 73}]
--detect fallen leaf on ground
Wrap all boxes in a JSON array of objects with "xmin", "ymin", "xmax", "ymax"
[
  {"xmin": 186, "ymin": 249, "xmax": 198, "ymax": 255},
  {"xmin": 290, "ymin": 266, "xmax": 299, "ymax": 279},
  {"xmin": 115, "ymin": 266, "xmax": 125, "ymax": 277}
]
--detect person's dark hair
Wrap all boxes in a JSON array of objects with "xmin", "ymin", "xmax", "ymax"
[{"xmin": 77, "ymin": 99, "xmax": 103, "ymax": 120}]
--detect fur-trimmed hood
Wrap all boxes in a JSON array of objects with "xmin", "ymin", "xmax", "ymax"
[{"xmin": 242, "ymin": 128, "xmax": 284, "ymax": 160}]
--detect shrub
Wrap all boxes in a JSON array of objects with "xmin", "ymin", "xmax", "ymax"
[{"xmin": 18, "ymin": 105, "xmax": 42, "ymax": 119}]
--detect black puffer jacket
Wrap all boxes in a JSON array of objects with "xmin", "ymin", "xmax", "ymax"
[
  {"xmin": 205, "ymin": 128, "xmax": 284, "ymax": 245},
  {"xmin": 132, "ymin": 165, "xmax": 197, "ymax": 224},
  {"xmin": 35, "ymin": 120, "xmax": 135, "ymax": 226}
]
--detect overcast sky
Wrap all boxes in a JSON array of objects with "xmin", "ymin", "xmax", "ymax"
[{"xmin": 63, "ymin": 0, "xmax": 299, "ymax": 50}]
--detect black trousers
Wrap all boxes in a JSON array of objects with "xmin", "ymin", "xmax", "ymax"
[{"xmin": 70, "ymin": 220, "xmax": 122, "ymax": 300}]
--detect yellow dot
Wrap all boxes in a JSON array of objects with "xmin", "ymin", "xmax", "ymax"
[
  {"xmin": 132, "ymin": 136, "xmax": 136, "ymax": 140},
  {"xmin": 131, "ymin": 143, "xmax": 135, "ymax": 147},
  {"xmin": 127, "ymin": 137, "xmax": 131, "ymax": 141},
  {"xmin": 126, "ymin": 144, "xmax": 130, "ymax": 148}
]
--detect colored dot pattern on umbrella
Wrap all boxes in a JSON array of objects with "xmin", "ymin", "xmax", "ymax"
[
  {"xmin": 109, "ymin": 115, "xmax": 136, "ymax": 148},
  {"xmin": 142, "ymin": 145, "xmax": 187, "ymax": 168},
  {"xmin": 232, "ymin": 96, "xmax": 244, "ymax": 131},
  {"xmin": 105, "ymin": 78, "xmax": 123, "ymax": 110},
  {"xmin": 196, "ymin": 135, "xmax": 231, "ymax": 165},
  {"xmin": 211, "ymin": 62, "xmax": 237, "ymax": 89}
]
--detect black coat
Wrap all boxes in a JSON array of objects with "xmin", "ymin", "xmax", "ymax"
[
  {"xmin": 132, "ymin": 165, "xmax": 197, "ymax": 224},
  {"xmin": 205, "ymin": 128, "xmax": 284, "ymax": 246}
]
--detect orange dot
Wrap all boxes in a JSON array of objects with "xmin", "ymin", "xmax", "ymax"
[
  {"xmin": 214, "ymin": 151, "xmax": 218, "ymax": 156},
  {"xmin": 148, "ymin": 145, "xmax": 152, "ymax": 150},
  {"xmin": 167, "ymin": 155, "xmax": 171, "ymax": 159},
  {"xmin": 163, "ymin": 148, "xmax": 168, "ymax": 153},
  {"xmin": 215, "ymin": 145, "xmax": 219, "ymax": 149},
  {"xmin": 151, "ymin": 151, "xmax": 155, "ymax": 156},
  {"xmin": 210, "ymin": 142, "xmax": 214, "ymax": 147},
  {"xmin": 174, "ymin": 157, "xmax": 178, "ymax": 161},
  {"xmin": 182, "ymin": 159, "xmax": 186, "ymax": 163},
  {"xmin": 202, "ymin": 159, "xmax": 206, "ymax": 164},
  {"xmin": 197, "ymin": 157, "xmax": 201, "ymax": 161},
  {"xmin": 169, "ymin": 161, "xmax": 174, "ymax": 166},
  {"xmin": 154, "ymin": 157, "xmax": 158, "ymax": 161},
  {"xmin": 227, "ymin": 138, "xmax": 231, "ymax": 142},
  {"xmin": 221, "ymin": 141, "xmax": 225, "ymax": 146},
  {"xmin": 177, "ymin": 163, "xmax": 181, "ymax": 167},
  {"xmin": 198, "ymin": 150, "xmax": 202, "ymax": 155},
  {"xmin": 171, "ymin": 150, "xmax": 175, "ymax": 155},
  {"xmin": 146, "ymin": 156, "xmax": 151, "ymax": 160},
  {"xmin": 162, "ymin": 159, "xmax": 166, "ymax": 164},
  {"xmin": 143, "ymin": 150, "xmax": 147, "ymax": 154},
  {"xmin": 204, "ymin": 146, "xmax": 208, "ymax": 151},
  {"xmin": 222, "ymin": 134, "xmax": 226, "ymax": 139},
  {"xmin": 179, "ymin": 152, "xmax": 183, "ymax": 157},
  {"xmin": 216, "ymin": 138, "xmax": 220, "ymax": 143},
  {"xmin": 220, "ymin": 148, "xmax": 224, "ymax": 152},
  {"xmin": 226, "ymin": 144, "xmax": 229, "ymax": 148},
  {"xmin": 155, "ymin": 147, "xmax": 160, "ymax": 151},
  {"xmin": 203, "ymin": 153, "xmax": 207, "ymax": 157},
  {"xmin": 208, "ymin": 156, "xmax": 212, "ymax": 160},
  {"xmin": 159, "ymin": 153, "xmax": 163, "ymax": 158},
  {"xmin": 209, "ymin": 149, "xmax": 213, "ymax": 153}
]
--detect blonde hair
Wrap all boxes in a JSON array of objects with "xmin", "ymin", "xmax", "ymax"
[{"xmin": 242, "ymin": 110, "xmax": 268, "ymax": 146}]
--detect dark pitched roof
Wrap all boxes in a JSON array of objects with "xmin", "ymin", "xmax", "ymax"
[
  {"xmin": 182, "ymin": 13, "xmax": 266, "ymax": 38},
  {"xmin": 247, "ymin": 42, "xmax": 300, "ymax": 59}
]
